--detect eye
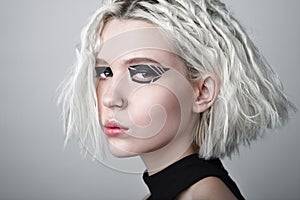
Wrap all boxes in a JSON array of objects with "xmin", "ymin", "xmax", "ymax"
[
  {"xmin": 95, "ymin": 67, "xmax": 113, "ymax": 79},
  {"xmin": 128, "ymin": 64, "xmax": 170, "ymax": 84}
]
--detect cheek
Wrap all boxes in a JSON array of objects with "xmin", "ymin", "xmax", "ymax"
[{"xmin": 127, "ymin": 85, "xmax": 181, "ymax": 139}]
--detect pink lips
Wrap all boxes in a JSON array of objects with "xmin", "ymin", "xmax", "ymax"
[{"xmin": 103, "ymin": 120, "xmax": 129, "ymax": 137}]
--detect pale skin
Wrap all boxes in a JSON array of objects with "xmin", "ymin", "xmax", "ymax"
[{"xmin": 97, "ymin": 19, "xmax": 236, "ymax": 200}]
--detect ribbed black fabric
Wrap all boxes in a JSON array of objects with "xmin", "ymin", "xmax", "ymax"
[{"xmin": 143, "ymin": 154, "xmax": 245, "ymax": 200}]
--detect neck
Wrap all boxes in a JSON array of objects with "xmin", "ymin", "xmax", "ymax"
[
  {"xmin": 140, "ymin": 113, "xmax": 199, "ymax": 176},
  {"xmin": 140, "ymin": 142, "xmax": 198, "ymax": 176}
]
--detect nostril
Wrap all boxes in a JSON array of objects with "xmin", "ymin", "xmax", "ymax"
[
  {"xmin": 101, "ymin": 90, "xmax": 126, "ymax": 109},
  {"xmin": 110, "ymin": 98, "xmax": 125, "ymax": 108}
]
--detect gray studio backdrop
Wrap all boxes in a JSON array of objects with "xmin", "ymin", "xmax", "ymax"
[{"xmin": 0, "ymin": 0, "xmax": 299, "ymax": 199}]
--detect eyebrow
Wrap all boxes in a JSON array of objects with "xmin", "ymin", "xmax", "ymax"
[
  {"xmin": 95, "ymin": 58, "xmax": 108, "ymax": 66},
  {"xmin": 95, "ymin": 57, "xmax": 163, "ymax": 69},
  {"xmin": 124, "ymin": 57, "xmax": 161, "ymax": 66}
]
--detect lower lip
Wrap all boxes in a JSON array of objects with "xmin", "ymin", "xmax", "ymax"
[{"xmin": 103, "ymin": 127, "xmax": 127, "ymax": 137}]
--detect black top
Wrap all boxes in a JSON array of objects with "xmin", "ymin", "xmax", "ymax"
[{"xmin": 143, "ymin": 154, "xmax": 245, "ymax": 200}]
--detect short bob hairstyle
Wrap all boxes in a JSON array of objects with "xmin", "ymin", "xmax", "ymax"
[{"xmin": 58, "ymin": 0, "xmax": 295, "ymax": 160}]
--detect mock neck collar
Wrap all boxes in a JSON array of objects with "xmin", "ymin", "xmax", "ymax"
[{"xmin": 142, "ymin": 154, "xmax": 222, "ymax": 200}]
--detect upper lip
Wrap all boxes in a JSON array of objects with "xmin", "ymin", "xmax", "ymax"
[{"xmin": 104, "ymin": 119, "xmax": 129, "ymax": 130}]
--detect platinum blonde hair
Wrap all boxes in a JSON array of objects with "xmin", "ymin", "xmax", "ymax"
[{"xmin": 57, "ymin": 0, "xmax": 295, "ymax": 159}]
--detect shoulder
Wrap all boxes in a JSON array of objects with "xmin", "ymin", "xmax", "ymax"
[{"xmin": 176, "ymin": 176, "xmax": 237, "ymax": 200}]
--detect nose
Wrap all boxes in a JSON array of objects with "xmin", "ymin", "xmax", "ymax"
[
  {"xmin": 100, "ymin": 76, "xmax": 127, "ymax": 110},
  {"xmin": 102, "ymin": 91, "xmax": 125, "ymax": 109}
]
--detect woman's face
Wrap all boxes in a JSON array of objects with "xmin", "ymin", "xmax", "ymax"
[{"xmin": 96, "ymin": 19, "xmax": 198, "ymax": 157}]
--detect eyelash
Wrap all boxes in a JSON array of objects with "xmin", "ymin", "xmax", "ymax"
[
  {"xmin": 95, "ymin": 64, "xmax": 169, "ymax": 84},
  {"xmin": 95, "ymin": 67, "xmax": 113, "ymax": 79},
  {"xmin": 129, "ymin": 65, "xmax": 169, "ymax": 84}
]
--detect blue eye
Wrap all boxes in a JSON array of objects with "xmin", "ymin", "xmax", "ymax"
[
  {"xmin": 128, "ymin": 64, "xmax": 170, "ymax": 84},
  {"xmin": 95, "ymin": 67, "xmax": 113, "ymax": 79}
]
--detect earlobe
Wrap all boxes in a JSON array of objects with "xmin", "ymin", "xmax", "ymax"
[{"xmin": 192, "ymin": 74, "xmax": 220, "ymax": 113}]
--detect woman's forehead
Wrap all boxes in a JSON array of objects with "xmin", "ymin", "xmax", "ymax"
[
  {"xmin": 100, "ymin": 19, "xmax": 157, "ymax": 41},
  {"xmin": 98, "ymin": 19, "xmax": 178, "ymax": 65}
]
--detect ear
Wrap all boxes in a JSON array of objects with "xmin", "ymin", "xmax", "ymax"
[{"xmin": 193, "ymin": 74, "xmax": 220, "ymax": 113}]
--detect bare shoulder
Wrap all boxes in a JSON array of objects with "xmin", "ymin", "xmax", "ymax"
[{"xmin": 176, "ymin": 177, "xmax": 237, "ymax": 200}]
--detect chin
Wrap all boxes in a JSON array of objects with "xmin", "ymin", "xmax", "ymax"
[
  {"xmin": 107, "ymin": 140, "xmax": 164, "ymax": 158},
  {"xmin": 108, "ymin": 143, "xmax": 140, "ymax": 158}
]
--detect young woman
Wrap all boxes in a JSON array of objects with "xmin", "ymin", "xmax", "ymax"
[{"xmin": 58, "ymin": 0, "xmax": 295, "ymax": 199}]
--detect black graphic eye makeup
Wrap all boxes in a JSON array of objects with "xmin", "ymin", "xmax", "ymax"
[
  {"xmin": 95, "ymin": 67, "xmax": 113, "ymax": 79},
  {"xmin": 95, "ymin": 65, "xmax": 170, "ymax": 83},
  {"xmin": 128, "ymin": 64, "xmax": 170, "ymax": 84}
]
